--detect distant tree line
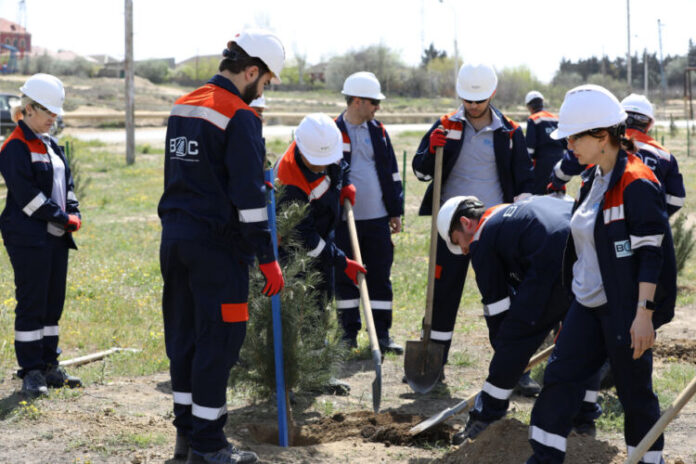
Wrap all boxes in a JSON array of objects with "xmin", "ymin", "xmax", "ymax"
[{"xmin": 8, "ymin": 39, "xmax": 695, "ymax": 109}]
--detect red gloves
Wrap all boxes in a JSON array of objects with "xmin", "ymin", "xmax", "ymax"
[
  {"xmin": 344, "ymin": 258, "xmax": 366, "ymax": 285},
  {"xmin": 340, "ymin": 184, "xmax": 356, "ymax": 206},
  {"xmin": 259, "ymin": 261, "xmax": 285, "ymax": 296},
  {"xmin": 428, "ymin": 128, "xmax": 447, "ymax": 154},
  {"xmin": 65, "ymin": 214, "xmax": 81, "ymax": 232}
]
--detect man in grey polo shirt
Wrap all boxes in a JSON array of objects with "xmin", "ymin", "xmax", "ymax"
[
  {"xmin": 412, "ymin": 63, "xmax": 534, "ymax": 387},
  {"xmin": 334, "ymin": 72, "xmax": 405, "ymax": 354}
]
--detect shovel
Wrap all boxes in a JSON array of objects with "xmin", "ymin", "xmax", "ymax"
[
  {"xmin": 625, "ymin": 372, "xmax": 696, "ymax": 464},
  {"xmin": 409, "ymin": 344, "xmax": 555, "ymax": 435},
  {"xmin": 344, "ymin": 199, "xmax": 382, "ymax": 413},
  {"xmin": 404, "ymin": 140, "xmax": 445, "ymax": 393}
]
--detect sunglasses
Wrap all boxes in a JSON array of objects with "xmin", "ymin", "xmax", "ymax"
[
  {"xmin": 463, "ymin": 98, "xmax": 488, "ymax": 105},
  {"xmin": 363, "ymin": 98, "xmax": 380, "ymax": 106},
  {"xmin": 32, "ymin": 103, "xmax": 57, "ymax": 118},
  {"xmin": 567, "ymin": 128, "xmax": 604, "ymax": 142}
]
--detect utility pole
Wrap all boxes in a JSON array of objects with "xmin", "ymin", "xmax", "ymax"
[
  {"xmin": 626, "ymin": 0, "xmax": 632, "ymax": 88},
  {"xmin": 125, "ymin": 0, "xmax": 135, "ymax": 165},
  {"xmin": 644, "ymin": 48, "xmax": 648, "ymax": 96},
  {"xmin": 658, "ymin": 19, "xmax": 667, "ymax": 95}
]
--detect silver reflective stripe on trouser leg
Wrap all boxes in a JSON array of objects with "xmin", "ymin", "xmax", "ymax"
[
  {"xmin": 173, "ymin": 391, "xmax": 192, "ymax": 405},
  {"xmin": 192, "ymin": 402, "xmax": 227, "ymax": 420},
  {"xmin": 370, "ymin": 300, "xmax": 392, "ymax": 311},
  {"xmin": 336, "ymin": 299, "xmax": 360, "ymax": 309},
  {"xmin": 482, "ymin": 381, "xmax": 514, "ymax": 400},
  {"xmin": 430, "ymin": 330, "xmax": 453, "ymax": 341},
  {"xmin": 529, "ymin": 425, "xmax": 567, "ymax": 452},
  {"xmin": 15, "ymin": 329, "xmax": 43, "ymax": 342},
  {"xmin": 584, "ymin": 390, "xmax": 598, "ymax": 403},
  {"xmin": 627, "ymin": 446, "xmax": 663, "ymax": 464}
]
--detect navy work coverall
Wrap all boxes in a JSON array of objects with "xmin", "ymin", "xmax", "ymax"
[
  {"xmin": 528, "ymin": 152, "xmax": 676, "ymax": 464},
  {"xmin": 549, "ymin": 128, "xmax": 685, "ymax": 216},
  {"xmin": 334, "ymin": 113, "xmax": 403, "ymax": 340},
  {"xmin": 275, "ymin": 142, "xmax": 351, "ymax": 303},
  {"xmin": 0, "ymin": 121, "xmax": 80, "ymax": 377},
  {"xmin": 412, "ymin": 106, "xmax": 534, "ymax": 363},
  {"xmin": 525, "ymin": 110, "xmax": 566, "ymax": 195},
  {"xmin": 467, "ymin": 196, "xmax": 572, "ymax": 423},
  {"xmin": 158, "ymin": 75, "xmax": 274, "ymax": 453}
]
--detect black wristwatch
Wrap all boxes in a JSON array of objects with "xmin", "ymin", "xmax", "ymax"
[{"xmin": 637, "ymin": 299, "xmax": 656, "ymax": 311}]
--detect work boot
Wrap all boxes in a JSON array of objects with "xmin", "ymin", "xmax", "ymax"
[
  {"xmin": 186, "ymin": 443, "xmax": 258, "ymax": 463},
  {"xmin": 321, "ymin": 377, "xmax": 350, "ymax": 396},
  {"xmin": 452, "ymin": 417, "xmax": 492, "ymax": 444},
  {"xmin": 174, "ymin": 434, "xmax": 190, "ymax": 461},
  {"xmin": 573, "ymin": 420, "xmax": 597, "ymax": 438},
  {"xmin": 21, "ymin": 369, "xmax": 48, "ymax": 398},
  {"xmin": 514, "ymin": 371, "xmax": 541, "ymax": 397},
  {"xmin": 378, "ymin": 337, "xmax": 404, "ymax": 355},
  {"xmin": 44, "ymin": 365, "xmax": 83, "ymax": 388}
]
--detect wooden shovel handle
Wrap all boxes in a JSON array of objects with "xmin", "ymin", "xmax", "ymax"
[
  {"xmin": 344, "ymin": 199, "xmax": 381, "ymax": 355},
  {"xmin": 423, "ymin": 141, "xmax": 444, "ymax": 340}
]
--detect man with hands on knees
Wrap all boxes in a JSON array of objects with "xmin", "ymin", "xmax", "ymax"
[{"xmin": 158, "ymin": 29, "xmax": 285, "ymax": 464}]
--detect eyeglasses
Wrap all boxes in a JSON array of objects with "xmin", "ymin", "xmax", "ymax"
[
  {"xmin": 363, "ymin": 98, "xmax": 380, "ymax": 106},
  {"xmin": 463, "ymin": 98, "xmax": 488, "ymax": 105},
  {"xmin": 32, "ymin": 103, "xmax": 57, "ymax": 118},
  {"xmin": 567, "ymin": 128, "xmax": 604, "ymax": 142}
]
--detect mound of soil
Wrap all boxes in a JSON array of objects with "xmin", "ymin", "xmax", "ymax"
[
  {"xmin": 436, "ymin": 418, "xmax": 626, "ymax": 464},
  {"xmin": 247, "ymin": 410, "xmax": 453, "ymax": 447},
  {"xmin": 654, "ymin": 339, "xmax": 696, "ymax": 363}
]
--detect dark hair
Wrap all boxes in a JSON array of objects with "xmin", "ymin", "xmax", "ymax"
[
  {"xmin": 585, "ymin": 124, "xmax": 636, "ymax": 153},
  {"xmin": 219, "ymin": 42, "xmax": 270, "ymax": 75},
  {"xmin": 449, "ymin": 197, "xmax": 486, "ymax": 237},
  {"xmin": 527, "ymin": 98, "xmax": 544, "ymax": 113},
  {"xmin": 345, "ymin": 96, "xmax": 355, "ymax": 105},
  {"xmin": 625, "ymin": 111, "xmax": 651, "ymax": 133}
]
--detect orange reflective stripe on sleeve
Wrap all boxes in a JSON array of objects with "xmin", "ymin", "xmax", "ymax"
[
  {"xmin": 221, "ymin": 303, "xmax": 249, "ymax": 323},
  {"xmin": 435, "ymin": 265, "xmax": 442, "ymax": 279}
]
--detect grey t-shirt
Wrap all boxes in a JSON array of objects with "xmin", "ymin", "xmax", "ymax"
[
  {"xmin": 344, "ymin": 120, "xmax": 388, "ymax": 220},
  {"xmin": 442, "ymin": 107, "xmax": 504, "ymax": 209},
  {"xmin": 42, "ymin": 135, "xmax": 67, "ymax": 237},
  {"xmin": 570, "ymin": 167, "xmax": 612, "ymax": 307}
]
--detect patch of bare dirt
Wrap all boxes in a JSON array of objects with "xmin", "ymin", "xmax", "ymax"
[
  {"xmin": 654, "ymin": 339, "xmax": 696, "ymax": 363},
  {"xmin": 247, "ymin": 411, "xmax": 452, "ymax": 447},
  {"xmin": 436, "ymin": 418, "xmax": 625, "ymax": 464}
]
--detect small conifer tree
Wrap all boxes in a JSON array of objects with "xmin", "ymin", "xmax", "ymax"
[{"xmin": 230, "ymin": 194, "xmax": 345, "ymax": 418}]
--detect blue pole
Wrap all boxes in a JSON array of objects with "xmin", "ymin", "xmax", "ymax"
[{"xmin": 265, "ymin": 169, "xmax": 289, "ymax": 447}]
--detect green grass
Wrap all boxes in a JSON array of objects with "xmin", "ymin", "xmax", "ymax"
[{"xmin": 0, "ymin": 126, "xmax": 694, "ymax": 451}]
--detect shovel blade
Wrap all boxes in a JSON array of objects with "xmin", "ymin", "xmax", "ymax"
[
  {"xmin": 404, "ymin": 339, "xmax": 445, "ymax": 394},
  {"xmin": 371, "ymin": 350, "xmax": 382, "ymax": 413}
]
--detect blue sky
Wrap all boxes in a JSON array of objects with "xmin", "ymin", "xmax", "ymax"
[{"xmin": 0, "ymin": 0, "xmax": 694, "ymax": 83}]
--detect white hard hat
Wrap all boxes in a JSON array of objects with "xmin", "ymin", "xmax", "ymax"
[
  {"xmin": 436, "ymin": 196, "xmax": 483, "ymax": 255},
  {"xmin": 621, "ymin": 93, "xmax": 654, "ymax": 121},
  {"xmin": 341, "ymin": 71, "xmax": 385, "ymax": 100},
  {"xmin": 294, "ymin": 113, "xmax": 343, "ymax": 166},
  {"xmin": 525, "ymin": 90, "xmax": 544, "ymax": 105},
  {"xmin": 550, "ymin": 84, "xmax": 627, "ymax": 140},
  {"xmin": 456, "ymin": 63, "xmax": 497, "ymax": 101},
  {"xmin": 249, "ymin": 95, "xmax": 266, "ymax": 109},
  {"xmin": 232, "ymin": 29, "xmax": 285, "ymax": 84},
  {"xmin": 20, "ymin": 73, "xmax": 65, "ymax": 116}
]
